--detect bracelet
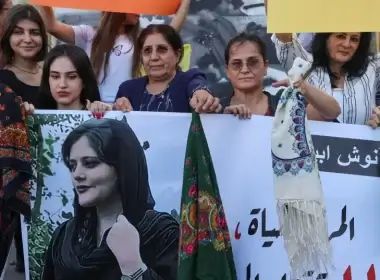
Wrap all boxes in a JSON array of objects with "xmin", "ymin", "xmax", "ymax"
[{"xmin": 121, "ymin": 263, "xmax": 147, "ymax": 280}]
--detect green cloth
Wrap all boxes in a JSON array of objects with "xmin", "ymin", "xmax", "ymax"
[{"xmin": 178, "ymin": 112, "xmax": 237, "ymax": 280}]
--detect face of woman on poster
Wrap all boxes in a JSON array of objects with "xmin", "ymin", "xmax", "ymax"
[{"xmin": 68, "ymin": 136, "xmax": 118, "ymax": 207}]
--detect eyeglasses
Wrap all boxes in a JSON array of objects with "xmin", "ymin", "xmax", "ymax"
[
  {"xmin": 142, "ymin": 45, "xmax": 170, "ymax": 57},
  {"xmin": 228, "ymin": 57, "xmax": 263, "ymax": 72}
]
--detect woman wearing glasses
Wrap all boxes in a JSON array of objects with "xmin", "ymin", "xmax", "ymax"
[{"xmin": 220, "ymin": 33, "xmax": 340, "ymax": 120}]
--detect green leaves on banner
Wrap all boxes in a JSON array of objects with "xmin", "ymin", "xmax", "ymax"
[{"xmin": 27, "ymin": 113, "xmax": 86, "ymax": 280}]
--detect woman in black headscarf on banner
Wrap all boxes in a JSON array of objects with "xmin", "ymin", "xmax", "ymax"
[
  {"xmin": 42, "ymin": 118, "xmax": 179, "ymax": 280},
  {"xmin": 0, "ymin": 83, "xmax": 32, "ymax": 277}
]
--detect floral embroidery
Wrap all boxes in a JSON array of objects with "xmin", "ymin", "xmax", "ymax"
[
  {"xmin": 0, "ymin": 87, "xmax": 33, "ymax": 218},
  {"xmin": 180, "ymin": 188, "xmax": 231, "ymax": 259},
  {"xmin": 272, "ymin": 88, "xmax": 314, "ymax": 177},
  {"xmin": 272, "ymin": 154, "xmax": 314, "ymax": 176},
  {"xmin": 288, "ymin": 91, "xmax": 310, "ymax": 156}
]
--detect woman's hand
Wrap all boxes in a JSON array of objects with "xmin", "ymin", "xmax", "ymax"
[
  {"xmin": 273, "ymin": 78, "xmax": 308, "ymax": 93},
  {"xmin": 86, "ymin": 100, "xmax": 112, "ymax": 118},
  {"xmin": 367, "ymin": 107, "xmax": 380, "ymax": 129},
  {"xmin": 22, "ymin": 102, "xmax": 35, "ymax": 115},
  {"xmin": 106, "ymin": 215, "xmax": 146, "ymax": 275},
  {"xmin": 190, "ymin": 90, "xmax": 222, "ymax": 113},
  {"xmin": 113, "ymin": 97, "xmax": 133, "ymax": 112},
  {"xmin": 224, "ymin": 104, "xmax": 252, "ymax": 119}
]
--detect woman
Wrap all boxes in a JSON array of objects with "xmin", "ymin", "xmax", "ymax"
[
  {"xmin": 23, "ymin": 44, "xmax": 110, "ymax": 117},
  {"xmin": 38, "ymin": 44, "xmax": 101, "ymax": 110},
  {"xmin": 114, "ymin": 24, "xmax": 221, "ymax": 113},
  {"xmin": 0, "ymin": 84, "xmax": 32, "ymax": 278},
  {"xmin": 0, "ymin": 4, "xmax": 48, "ymax": 105},
  {"xmin": 0, "ymin": 4, "xmax": 47, "ymax": 274},
  {"xmin": 221, "ymin": 33, "xmax": 341, "ymax": 120},
  {"xmin": 39, "ymin": 0, "xmax": 191, "ymax": 103},
  {"xmin": 264, "ymin": 1, "xmax": 378, "ymax": 125},
  {"xmin": 42, "ymin": 118, "xmax": 178, "ymax": 280}
]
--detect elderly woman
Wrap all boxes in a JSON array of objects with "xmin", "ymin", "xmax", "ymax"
[{"xmin": 113, "ymin": 24, "xmax": 222, "ymax": 113}]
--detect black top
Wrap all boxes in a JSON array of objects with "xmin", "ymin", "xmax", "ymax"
[
  {"xmin": 42, "ymin": 119, "xmax": 179, "ymax": 280},
  {"xmin": 0, "ymin": 69, "xmax": 39, "ymax": 104},
  {"xmin": 220, "ymin": 89, "xmax": 283, "ymax": 117}
]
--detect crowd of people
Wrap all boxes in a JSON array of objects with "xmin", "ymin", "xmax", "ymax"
[{"xmin": 0, "ymin": 0, "xmax": 380, "ymax": 278}]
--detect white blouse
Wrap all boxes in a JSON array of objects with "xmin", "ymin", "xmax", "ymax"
[
  {"xmin": 73, "ymin": 25, "xmax": 134, "ymax": 104},
  {"xmin": 271, "ymin": 34, "xmax": 380, "ymax": 125}
]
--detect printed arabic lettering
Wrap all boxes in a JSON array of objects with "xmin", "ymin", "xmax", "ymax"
[
  {"xmin": 329, "ymin": 205, "xmax": 355, "ymax": 241},
  {"xmin": 316, "ymin": 145, "xmax": 330, "ymax": 164},
  {"xmin": 261, "ymin": 208, "xmax": 280, "ymax": 247},
  {"xmin": 246, "ymin": 265, "xmax": 328, "ymax": 280},
  {"xmin": 247, "ymin": 208, "xmax": 280, "ymax": 247},
  {"xmin": 336, "ymin": 146, "xmax": 378, "ymax": 168},
  {"xmin": 247, "ymin": 208, "xmax": 260, "ymax": 236}
]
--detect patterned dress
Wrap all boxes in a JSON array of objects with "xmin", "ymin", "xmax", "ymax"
[{"xmin": 0, "ymin": 84, "xmax": 32, "ymax": 275}]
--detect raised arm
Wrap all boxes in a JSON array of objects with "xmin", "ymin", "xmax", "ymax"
[
  {"xmin": 38, "ymin": 6, "xmax": 75, "ymax": 44},
  {"xmin": 264, "ymin": 0, "xmax": 312, "ymax": 71},
  {"xmin": 169, "ymin": 0, "xmax": 191, "ymax": 32}
]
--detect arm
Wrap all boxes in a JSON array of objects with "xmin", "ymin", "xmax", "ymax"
[
  {"xmin": 264, "ymin": 0, "xmax": 292, "ymax": 44},
  {"xmin": 38, "ymin": 6, "xmax": 75, "ymax": 44},
  {"xmin": 271, "ymin": 34, "xmax": 313, "ymax": 72},
  {"xmin": 169, "ymin": 0, "xmax": 191, "ymax": 32},
  {"xmin": 113, "ymin": 82, "xmax": 133, "ymax": 111},
  {"xmin": 119, "ymin": 215, "xmax": 179, "ymax": 280},
  {"xmin": 187, "ymin": 73, "xmax": 212, "ymax": 98},
  {"xmin": 140, "ymin": 233, "xmax": 178, "ymax": 280},
  {"xmin": 265, "ymin": 0, "xmax": 312, "ymax": 71},
  {"xmin": 302, "ymin": 76, "xmax": 341, "ymax": 120}
]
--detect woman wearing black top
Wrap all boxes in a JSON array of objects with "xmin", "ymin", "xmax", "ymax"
[
  {"xmin": 42, "ymin": 118, "xmax": 178, "ymax": 280},
  {"xmin": 23, "ymin": 44, "xmax": 110, "ymax": 116},
  {"xmin": 0, "ymin": 4, "xmax": 47, "ymax": 274},
  {"xmin": 221, "ymin": 33, "xmax": 341, "ymax": 120},
  {"xmin": 0, "ymin": 4, "xmax": 48, "ymax": 105}
]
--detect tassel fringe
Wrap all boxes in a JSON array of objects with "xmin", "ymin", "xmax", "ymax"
[{"xmin": 277, "ymin": 200, "xmax": 334, "ymax": 279}]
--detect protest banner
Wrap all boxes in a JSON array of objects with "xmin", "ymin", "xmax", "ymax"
[
  {"xmin": 29, "ymin": 0, "xmax": 180, "ymax": 15},
  {"xmin": 23, "ymin": 111, "xmax": 380, "ymax": 280},
  {"xmin": 267, "ymin": 0, "xmax": 380, "ymax": 33}
]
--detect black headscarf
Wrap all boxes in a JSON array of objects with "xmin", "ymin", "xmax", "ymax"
[{"xmin": 42, "ymin": 118, "xmax": 171, "ymax": 280}]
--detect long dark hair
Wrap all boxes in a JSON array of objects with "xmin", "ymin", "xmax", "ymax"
[
  {"xmin": 38, "ymin": 44, "xmax": 101, "ymax": 109},
  {"xmin": 133, "ymin": 24, "xmax": 183, "ymax": 77},
  {"xmin": 90, "ymin": 13, "xmax": 140, "ymax": 83},
  {"xmin": 311, "ymin": 33, "xmax": 372, "ymax": 80},
  {"xmin": 61, "ymin": 118, "xmax": 154, "ymax": 226},
  {"xmin": 0, "ymin": 4, "xmax": 48, "ymax": 65}
]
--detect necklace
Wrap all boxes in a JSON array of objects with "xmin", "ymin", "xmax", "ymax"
[{"xmin": 11, "ymin": 64, "xmax": 41, "ymax": 75}]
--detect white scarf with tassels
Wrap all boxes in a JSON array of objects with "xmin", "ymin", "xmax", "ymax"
[{"xmin": 271, "ymin": 57, "xmax": 333, "ymax": 279}]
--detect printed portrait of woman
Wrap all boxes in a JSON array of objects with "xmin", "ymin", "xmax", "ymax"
[{"xmin": 41, "ymin": 118, "xmax": 179, "ymax": 280}]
